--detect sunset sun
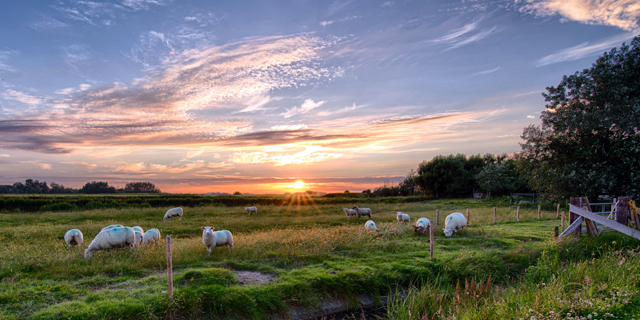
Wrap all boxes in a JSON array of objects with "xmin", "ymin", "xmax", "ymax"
[{"xmin": 294, "ymin": 180, "xmax": 305, "ymax": 189}]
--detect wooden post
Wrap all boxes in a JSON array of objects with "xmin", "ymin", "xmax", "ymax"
[
  {"xmin": 429, "ymin": 221, "xmax": 434, "ymax": 260},
  {"xmin": 617, "ymin": 197, "xmax": 630, "ymax": 226},
  {"xmin": 561, "ymin": 211, "xmax": 565, "ymax": 232},
  {"xmin": 466, "ymin": 208, "xmax": 470, "ymax": 225},
  {"xmin": 569, "ymin": 197, "xmax": 582, "ymax": 237},
  {"xmin": 516, "ymin": 206, "xmax": 520, "ymax": 222},
  {"xmin": 538, "ymin": 205, "xmax": 541, "ymax": 220},
  {"xmin": 436, "ymin": 209, "xmax": 440, "ymax": 226},
  {"xmin": 556, "ymin": 204, "xmax": 560, "ymax": 218},
  {"xmin": 493, "ymin": 207, "xmax": 497, "ymax": 224},
  {"xmin": 166, "ymin": 236, "xmax": 173, "ymax": 299},
  {"xmin": 554, "ymin": 226, "xmax": 559, "ymax": 238}
]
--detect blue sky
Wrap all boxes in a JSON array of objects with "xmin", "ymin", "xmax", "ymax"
[{"xmin": 0, "ymin": 0, "xmax": 638, "ymax": 193}]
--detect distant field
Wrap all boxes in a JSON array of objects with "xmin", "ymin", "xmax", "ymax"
[{"xmin": 0, "ymin": 197, "xmax": 638, "ymax": 319}]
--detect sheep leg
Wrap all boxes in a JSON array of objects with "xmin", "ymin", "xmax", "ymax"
[{"xmin": 207, "ymin": 247, "xmax": 212, "ymax": 255}]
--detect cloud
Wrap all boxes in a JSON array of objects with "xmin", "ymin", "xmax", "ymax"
[
  {"xmin": 113, "ymin": 161, "xmax": 207, "ymax": 175},
  {"xmin": 319, "ymin": 15, "xmax": 360, "ymax": 27},
  {"xmin": 446, "ymin": 26, "xmax": 497, "ymax": 50},
  {"xmin": 62, "ymin": 44, "xmax": 92, "ymax": 75},
  {"xmin": 320, "ymin": 20, "xmax": 335, "ymax": 27},
  {"xmin": 536, "ymin": 33, "xmax": 635, "ymax": 66},
  {"xmin": 52, "ymin": 0, "xmax": 169, "ymax": 26},
  {"xmin": 430, "ymin": 19, "xmax": 497, "ymax": 50},
  {"xmin": 0, "ymin": 51, "xmax": 16, "ymax": 73},
  {"xmin": 281, "ymin": 99, "xmax": 326, "ymax": 118},
  {"xmin": 0, "ymin": 154, "xmax": 9, "ymax": 157},
  {"xmin": 271, "ymin": 124, "xmax": 308, "ymax": 130},
  {"xmin": 1, "ymin": 90, "xmax": 43, "ymax": 105},
  {"xmin": 230, "ymin": 146, "xmax": 344, "ymax": 166},
  {"xmin": 235, "ymin": 95, "xmax": 275, "ymax": 113},
  {"xmin": 519, "ymin": 0, "xmax": 640, "ymax": 31},
  {"xmin": 381, "ymin": 2, "xmax": 394, "ymax": 8},
  {"xmin": 469, "ymin": 67, "xmax": 500, "ymax": 77},
  {"xmin": 317, "ymin": 103, "xmax": 362, "ymax": 116},
  {"xmin": 20, "ymin": 161, "xmax": 52, "ymax": 170},
  {"xmin": 62, "ymin": 161, "xmax": 98, "ymax": 170},
  {"xmin": 431, "ymin": 21, "xmax": 480, "ymax": 43},
  {"xmin": 527, "ymin": 115, "xmax": 536, "ymax": 119},
  {"xmin": 30, "ymin": 16, "xmax": 68, "ymax": 30}
]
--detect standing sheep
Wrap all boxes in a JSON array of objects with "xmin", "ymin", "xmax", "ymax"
[
  {"xmin": 414, "ymin": 217, "xmax": 431, "ymax": 237},
  {"xmin": 134, "ymin": 231, "xmax": 143, "ymax": 246},
  {"xmin": 142, "ymin": 229, "xmax": 161, "ymax": 245},
  {"xmin": 84, "ymin": 226, "xmax": 136, "ymax": 259},
  {"xmin": 443, "ymin": 212, "xmax": 467, "ymax": 237},
  {"xmin": 364, "ymin": 220, "xmax": 379, "ymax": 232},
  {"xmin": 397, "ymin": 212, "xmax": 410, "ymax": 223},
  {"xmin": 164, "ymin": 207, "xmax": 183, "ymax": 221},
  {"xmin": 202, "ymin": 226, "xmax": 233, "ymax": 254},
  {"xmin": 343, "ymin": 208, "xmax": 358, "ymax": 219},
  {"xmin": 245, "ymin": 206, "xmax": 258, "ymax": 215},
  {"xmin": 352, "ymin": 206, "xmax": 372, "ymax": 218},
  {"xmin": 64, "ymin": 229, "xmax": 83, "ymax": 249},
  {"xmin": 132, "ymin": 226, "xmax": 144, "ymax": 234}
]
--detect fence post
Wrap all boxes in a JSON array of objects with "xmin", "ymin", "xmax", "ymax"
[
  {"xmin": 538, "ymin": 205, "xmax": 541, "ymax": 220},
  {"xmin": 436, "ymin": 209, "xmax": 440, "ymax": 226},
  {"xmin": 561, "ymin": 211, "xmax": 565, "ymax": 232},
  {"xmin": 554, "ymin": 226, "xmax": 559, "ymax": 238},
  {"xmin": 466, "ymin": 208, "xmax": 470, "ymax": 225},
  {"xmin": 517, "ymin": 206, "xmax": 520, "ymax": 222},
  {"xmin": 493, "ymin": 207, "xmax": 496, "ymax": 224},
  {"xmin": 556, "ymin": 204, "xmax": 560, "ymax": 218},
  {"xmin": 617, "ymin": 197, "xmax": 630, "ymax": 226},
  {"xmin": 166, "ymin": 236, "xmax": 173, "ymax": 299},
  {"xmin": 569, "ymin": 197, "xmax": 582, "ymax": 237},
  {"xmin": 429, "ymin": 221, "xmax": 434, "ymax": 260}
]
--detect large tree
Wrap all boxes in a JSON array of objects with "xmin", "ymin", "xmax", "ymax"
[
  {"xmin": 519, "ymin": 36, "xmax": 640, "ymax": 201},
  {"xmin": 415, "ymin": 154, "xmax": 473, "ymax": 198},
  {"xmin": 124, "ymin": 181, "xmax": 161, "ymax": 193}
]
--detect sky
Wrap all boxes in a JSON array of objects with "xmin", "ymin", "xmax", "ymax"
[{"xmin": 0, "ymin": 0, "xmax": 638, "ymax": 194}]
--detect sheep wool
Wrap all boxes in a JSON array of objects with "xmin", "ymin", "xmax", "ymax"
[
  {"xmin": 414, "ymin": 217, "xmax": 430, "ymax": 236},
  {"xmin": 343, "ymin": 208, "xmax": 358, "ymax": 219},
  {"xmin": 352, "ymin": 206, "xmax": 372, "ymax": 218},
  {"xmin": 64, "ymin": 229, "xmax": 84, "ymax": 249},
  {"xmin": 202, "ymin": 227, "xmax": 233, "ymax": 254},
  {"xmin": 84, "ymin": 226, "xmax": 136, "ymax": 259},
  {"xmin": 134, "ymin": 231, "xmax": 143, "ymax": 246},
  {"xmin": 397, "ymin": 212, "xmax": 410, "ymax": 223},
  {"xmin": 245, "ymin": 206, "xmax": 258, "ymax": 215},
  {"xmin": 364, "ymin": 220, "xmax": 379, "ymax": 232},
  {"xmin": 132, "ymin": 226, "xmax": 144, "ymax": 234},
  {"xmin": 164, "ymin": 207, "xmax": 183, "ymax": 221},
  {"xmin": 142, "ymin": 229, "xmax": 161, "ymax": 245},
  {"xmin": 443, "ymin": 212, "xmax": 467, "ymax": 237}
]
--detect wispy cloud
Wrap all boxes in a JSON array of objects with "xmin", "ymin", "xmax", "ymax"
[
  {"xmin": 62, "ymin": 162, "xmax": 98, "ymax": 170},
  {"xmin": 319, "ymin": 15, "xmax": 360, "ymax": 27},
  {"xmin": 520, "ymin": 0, "xmax": 640, "ymax": 31},
  {"xmin": 469, "ymin": 67, "xmax": 500, "ymax": 77},
  {"xmin": 231, "ymin": 146, "xmax": 344, "ymax": 166},
  {"xmin": 0, "ymin": 51, "xmax": 16, "ymax": 73},
  {"xmin": 20, "ymin": 161, "xmax": 52, "ymax": 170},
  {"xmin": 430, "ymin": 19, "xmax": 497, "ymax": 50},
  {"xmin": 271, "ymin": 124, "xmax": 308, "ymax": 130},
  {"xmin": 30, "ymin": 16, "xmax": 68, "ymax": 30},
  {"xmin": 1, "ymin": 90, "xmax": 43, "ymax": 105},
  {"xmin": 235, "ymin": 95, "xmax": 276, "ymax": 113},
  {"xmin": 446, "ymin": 26, "xmax": 497, "ymax": 50},
  {"xmin": 381, "ymin": 2, "xmax": 394, "ymax": 8},
  {"xmin": 431, "ymin": 21, "xmax": 479, "ymax": 43},
  {"xmin": 536, "ymin": 33, "xmax": 635, "ymax": 66},
  {"xmin": 52, "ymin": 0, "xmax": 169, "ymax": 26},
  {"xmin": 317, "ymin": 103, "xmax": 362, "ymax": 116},
  {"xmin": 62, "ymin": 44, "xmax": 92, "ymax": 74},
  {"xmin": 281, "ymin": 99, "xmax": 326, "ymax": 118}
]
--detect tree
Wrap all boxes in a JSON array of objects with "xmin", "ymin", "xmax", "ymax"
[
  {"xmin": 80, "ymin": 181, "xmax": 116, "ymax": 194},
  {"xmin": 475, "ymin": 163, "xmax": 514, "ymax": 198},
  {"xmin": 233, "ymin": 191, "xmax": 242, "ymax": 195},
  {"xmin": 519, "ymin": 36, "xmax": 640, "ymax": 201},
  {"xmin": 124, "ymin": 182, "xmax": 161, "ymax": 193},
  {"xmin": 414, "ymin": 154, "xmax": 473, "ymax": 198}
]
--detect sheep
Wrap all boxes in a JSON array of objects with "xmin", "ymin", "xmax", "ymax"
[
  {"xmin": 64, "ymin": 229, "xmax": 83, "ymax": 249},
  {"xmin": 245, "ymin": 206, "xmax": 258, "ymax": 215},
  {"xmin": 132, "ymin": 226, "xmax": 144, "ymax": 234},
  {"xmin": 101, "ymin": 224, "xmax": 123, "ymax": 231},
  {"xmin": 164, "ymin": 207, "xmax": 183, "ymax": 221},
  {"xmin": 352, "ymin": 206, "xmax": 372, "ymax": 218},
  {"xmin": 142, "ymin": 228, "xmax": 161, "ymax": 245},
  {"xmin": 397, "ymin": 212, "xmax": 410, "ymax": 223},
  {"xmin": 84, "ymin": 226, "xmax": 136, "ymax": 259},
  {"xmin": 364, "ymin": 220, "xmax": 379, "ymax": 232},
  {"xmin": 414, "ymin": 217, "xmax": 431, "ymax": 237},
  {"xmin": 343, "ymin": 208, "xmax": 358, "ymax": 219},
  {"xmin": 202, "ymin": 226, "xmax": 233, "ymax": 254},
  {"xmin": 443, "ymin": 212, "xmax": 467, "ymax": 237},
  {"xmin": 134, "ymin": 231, "xmax": 143, "ymax": 246}
]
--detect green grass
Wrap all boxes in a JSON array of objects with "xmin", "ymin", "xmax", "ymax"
[{"xmin": 0, "ymin": 197, "xmax": 624, "ymax": 319}]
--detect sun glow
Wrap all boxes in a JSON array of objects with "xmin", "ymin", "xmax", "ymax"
[{"xmin": 294, "ymin": 180, "xmax": 305, "ymax": 189}]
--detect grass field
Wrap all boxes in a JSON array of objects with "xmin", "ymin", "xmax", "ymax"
[{"xmin": 0, "ymin": 197, "xmax": 639, "ymax": 319}]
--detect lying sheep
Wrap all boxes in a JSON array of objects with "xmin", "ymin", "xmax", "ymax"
[
  {"xmin": 142, "ymin": 229, "xmax": 161, "ymax": 245},
  {"xmin": 414, "ymin": 217, "xmax": 431, "ymax": 237},
  {"xmin": 343, "ymin": 208, "xmax": 358, "ymax": 219},
  {"xmin": 202, "ymin": 226, "xmax": 233, "ymax": 254},
  {"xmin": 85, "ymin": 226, "xmax": 136, "ymax": 259},
  {"xmin": 164, "ymin": 207, "xmax": 183, "ymax": 221},
  {"xmin": 352, "ymin": 206, "xmax": 372, "ymax": 218},
  {"xmin": 245, "ymin": 206, "xmax": 258, "ymax": 215},
  {"xmin": 443, "ymin": 212, "xmax": 467, "ymax": 237},
  {"xmin": 397, "ymin": 212, "xmax": 410, "ymax": 223},
  {"xmin": 64, "ymin": 229, "xmax": 83, "ymax": 249},
  {"xmin": 364, "ymin": 220, "xmax": 379, "ymax": 232}
]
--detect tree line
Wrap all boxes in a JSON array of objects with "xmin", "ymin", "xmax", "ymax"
[{"xmin": 0, "ymin": 180, "xmax": 161, "ymax": 194}]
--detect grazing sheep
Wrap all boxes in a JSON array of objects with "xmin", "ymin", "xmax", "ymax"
[
  {"xmin": 164, "ymin": 207, "xmax": 183, "ymax": 221},
  {"xmin": 64, "ymin": 229, "xmax": 83, "ymax": 249},
  {"xmin": 134, "ymin": 231, "xmax": 143, "ymax": 246},
  {"xmin": 84, "ymin": 226, "xmax": 136, "ymax": 259},
  {"xmin": 245, "ymin": 206, "xmax": 258, "ymax": 215},
  {"xmin": 142, "ymin": 229, "xmax": 161, "ymax": 245},
  {"xmin": 414, "ymin": 217, "xmax": 431, "ymax": 237},
  {"xmin": 343, "ymin": 208, "xmax": 358, "ymax": 219},
  {"xmin": 202, "ymin": 227, "xmax": 233, "ymax": 254},
  {"xmin": 397, "ymin": 212, "xmax": 410, "ymax": 223},
  {"xmin": 101, "ymin": 224, "xmax": 123, "ymax": 231},
  {"xmin": 132, "ymin": 226, "xmax": 144, "ymax": 234},
  {"xmin": 364, "ymin": 220, "xmax": 379, "ymax": 232},
  {"xmin": 443, "ymin": 212, "xmax": 467, "ymax": 237},
  {"xmin": 352, "ymin": 206, "xmax": 372, "ymax": 218}
]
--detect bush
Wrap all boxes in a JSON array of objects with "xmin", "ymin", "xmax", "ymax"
[{"xmin": 39, "ymin": 202, "xmax": 79, "ymax": 212}]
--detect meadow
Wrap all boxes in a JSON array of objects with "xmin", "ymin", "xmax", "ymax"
[{"xmin": 0, "ymin": 196, "xmax": 639, "ymax": 319}]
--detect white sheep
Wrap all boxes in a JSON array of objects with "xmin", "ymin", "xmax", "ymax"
[
  {"xmin": 352, "ymin": 206, "xmax": 372, "ymax": 218},
  {"xmin": 132, "ymin": 226, "xmax": 144, "ymax": 234},
  {"xmin": 164, "ymin": 207, "xmax": 183, "ymax": 221},
  {"xmin": 134, "ymin": 231, "xmax": 143, "ymax": 246},
  {"xmin": 245, "ymin": 206, "xmax": 258, "ymax": 215},
  {"xmin": 202, "ymin": 226, "xmax": 233, "ymax": 254},
  {"xmin": 343, "ymin": 208, "xmax": 358, "ymax": 219},
  {"xmin": 397, "ymin": 212, "xmax": 410, "ymax": 223},
  {"xmin": 443, "ymin": 212, "xmax": 467, "ymax": 237},
  {"xmin": 64, "ymin": 229, "xmax": 83, "ymax": 249},
  {"xmin": 101, "ymin": 224, "xmax": 123, "ymax": 231},
  {"xmin": 414, "ymin": 217, "xmax": 431, "ymax": 237},
  {"xmin": 84, "ymin": 226, "xmax": 136, "ymax": 259},
  {"xmin": 364, "ymin": 220, "xmax": 379, "ymax": 232},
  {"xmin": 142, "ymin": 229, "xmax": 161, "ymax": 245}
]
